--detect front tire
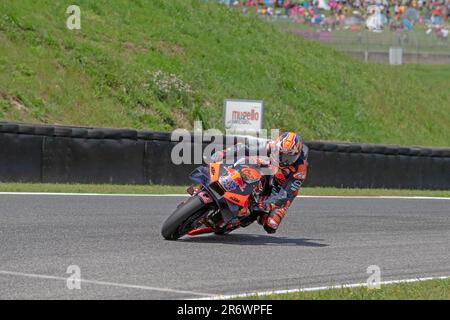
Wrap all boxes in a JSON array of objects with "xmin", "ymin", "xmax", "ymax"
[{"xmin": 161, "ymin": 195, "xmax": 210, "ymax": 240}]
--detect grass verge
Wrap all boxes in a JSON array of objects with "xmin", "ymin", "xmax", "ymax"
[
  {"xmin": 245, "ymin": 278, "xmax": 450, "ymax": 300},
  {"xmin": 0, "ymin": 183, "xmax": 448, "ymax": 197},
  {"xmin": 0, "ymin": 0, "xmax": 449, "ymax": 146}
]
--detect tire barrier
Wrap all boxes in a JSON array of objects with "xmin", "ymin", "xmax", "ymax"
[{"xmin": 1, "ymin": 122, "xmax": 449, "ymax": 189}]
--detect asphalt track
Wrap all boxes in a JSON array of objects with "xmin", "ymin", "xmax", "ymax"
[{"xmin": 0, "ymin": 194, "xmax": 449, "ymax": 299}]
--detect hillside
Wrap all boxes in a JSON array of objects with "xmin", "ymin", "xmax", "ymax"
[{"xmin": 0, "ymin": 0, "xmax": 449, "ymax": 147}]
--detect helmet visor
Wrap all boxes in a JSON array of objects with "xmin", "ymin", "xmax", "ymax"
[{"xmin": 278, "ymin": 152, "xmax": 301, "ymax": 167}]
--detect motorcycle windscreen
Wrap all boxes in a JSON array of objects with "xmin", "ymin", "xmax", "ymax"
[{"xmin": 189, "ymin": 166, "xmax": 211, "ymax": 186}]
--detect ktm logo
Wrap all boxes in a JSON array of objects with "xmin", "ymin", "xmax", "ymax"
[{"xmin": 230, "ymin": 196, "xmax": 241, "ymax": 203}]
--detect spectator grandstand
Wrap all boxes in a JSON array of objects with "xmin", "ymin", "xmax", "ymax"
[
  {"xmin": 217, "ymin": 1, "xmax": 449, "ymax": 34},
  {"xmin": 214, "ymin": 0, "xmax": 450, "ymax": 64}
]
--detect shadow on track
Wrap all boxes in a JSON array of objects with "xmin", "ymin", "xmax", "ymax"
[{"xmin": 180, "ymin": 233, "xmax": 328, "ymax": 247}]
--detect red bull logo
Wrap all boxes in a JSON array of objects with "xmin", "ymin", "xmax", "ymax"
[{"xmin": 225, "ymin": 166, "xmax": 245, "ymax": 192}]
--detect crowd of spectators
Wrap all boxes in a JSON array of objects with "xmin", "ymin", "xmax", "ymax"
[{"xmin": 219, "ymin": 0, "xmax": 449, "ymax": 33}]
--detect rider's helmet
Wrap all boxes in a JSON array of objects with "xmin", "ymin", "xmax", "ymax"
[{"xmin": 271, "ymin": 132, "xmax": 303, "ymax": 167}]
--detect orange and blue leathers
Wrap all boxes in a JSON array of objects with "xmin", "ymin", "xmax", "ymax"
[{"xmin": 211, "ymin": 137, "xmax": 308, "ymax": 233}]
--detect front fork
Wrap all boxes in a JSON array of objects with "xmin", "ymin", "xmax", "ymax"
[
  {"xmin": 184, "ymin": 186, "xmax": 221, "ymax": 236},
  {"xmin": 185, "ymin": 193, "xmax": 216, "ymax": 236},
  {"xmin": 197, "ymin": 191, "xmax": 213, "ymax": 204}
]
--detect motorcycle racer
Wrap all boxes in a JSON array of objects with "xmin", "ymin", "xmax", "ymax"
[{"xmin": 210, "ymin": 132, "xmax": 308, "ymax": 234}]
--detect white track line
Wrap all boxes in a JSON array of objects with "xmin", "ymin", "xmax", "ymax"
[
  {"xmin": 0, "ymin": 192, "xmax": 178, "ymax": 197},
  {"xmin": 0, "ymin": 192, "xmax": 448, "ymax": 200},
  {"xmin": 0, "ymin": 270, "xmax": 214, "ymax": 297},
  {"xmin": 200, "ymin": 275, "xmax": 450, "ymax": 300},
  {"xmin": 298, "ymin": 195, "xmax": 450, "ymax": 200}
]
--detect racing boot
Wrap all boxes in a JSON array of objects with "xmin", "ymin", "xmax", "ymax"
[
  {"xmin": 262, "ymin": 207, "xmax": 288, "ymax": 234},
  {"xmin": 214, "ymin": 218, "xmax": 240, "ymax": 235}
]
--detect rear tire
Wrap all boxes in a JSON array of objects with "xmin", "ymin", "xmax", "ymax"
[{"xmin": 161, "ymin": 195, "xmax": 210, "ymax": 240}]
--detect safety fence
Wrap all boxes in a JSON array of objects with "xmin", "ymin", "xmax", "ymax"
[
  {"xmin": 1, "ymin": 122, "xmax": 449, "ymax": 189},
  {"xmin": 293, "ymin": 29, "xmax": 450, "ymax": 64}
]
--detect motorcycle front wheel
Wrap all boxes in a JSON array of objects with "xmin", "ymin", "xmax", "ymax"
[{"xmin": 161, "ymin": 195, "xmax": 211, "ymax": 240}]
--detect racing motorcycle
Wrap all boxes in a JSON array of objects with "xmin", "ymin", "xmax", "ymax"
[{"xmin": 161, "ymin": 157, "xmax": 273, "ymax": 240}]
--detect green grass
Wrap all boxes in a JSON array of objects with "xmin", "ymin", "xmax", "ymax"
[
  {"xmin": 0, "ymin": 183, "xmax": 448, "ymax": 197},
  {"xmin": 246, "ymin": 278, "xmax": 450, "ymax": 300},
  {"xmin": 0, "ymin": 183, "xmax": 187, "ymax": 194},
  {"xmin": 1, "ymin": 0, "xmax": 450, "ymax": 146}
]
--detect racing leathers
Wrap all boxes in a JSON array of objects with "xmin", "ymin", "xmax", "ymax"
[{"xmin": 211, "ymin": 140, "xmax": 308, "ymax": 234}]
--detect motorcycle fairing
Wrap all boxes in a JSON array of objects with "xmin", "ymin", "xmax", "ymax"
[
  {"xmin": 189, "ymin": 159, "xmax": 265, "ymax": 226},
  {"xmin": 189, "ymin": 166, "xmax": 238, "ymax": 223}
]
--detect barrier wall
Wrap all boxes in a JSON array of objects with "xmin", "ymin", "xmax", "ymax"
[{"xmin": 1, "ymin": 122, "xmax": 449, "ymax": 189}]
